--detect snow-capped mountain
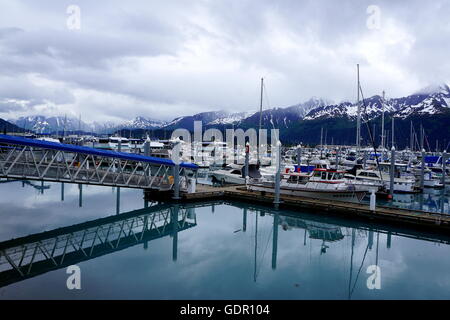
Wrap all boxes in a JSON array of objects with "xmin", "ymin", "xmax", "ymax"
[
  {"xmin": 284, "ymin": 97, "xmax": 334, "ymax": 117},
  {"xmin": 236, "ymin": 97, "xmax": 333, "ymax": 129},
  {"xmin": 304, "ymin": 84, "xmax": 450, "ymax": 121},
  {"xmin": 120, "ymin": 116, "xmax": 166, "ymax": 129},
  {"xmin": 164, "ymin": 111, "xmax": 234, "ymax": 130},
  {"xmin": 394, "ymin": 84, "xmax": 450, "ymax": 118},
  {"xmin": 10, "ymin": 116, "xmax": 90, "ymax": 134},
  {"xmin": 207, "ymin": 111, "xmax": 254, "ymax": 125}
]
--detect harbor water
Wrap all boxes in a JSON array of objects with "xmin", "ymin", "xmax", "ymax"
[{"xmin": 0, "ymin": 180, "xmax": 450, "ymax": 299}]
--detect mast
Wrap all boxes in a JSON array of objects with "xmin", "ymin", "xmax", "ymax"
[
  {"xmin": 356, "ymin": 64, "xmax": 361, "ymax": 150},
  {"xmin": 391, "ymin": 116, "xmax": 394, "ymax": 149},
  {"xmin": 258, "ymin": 77, "xmax": 264, "ymax": 164},
  {"xmin": 410, "ymin": 121, "xmax": 413, "ymax": 151},
  {"xmin": 381, "ymin": 91, "xmax": 385, "ymax": 149}
]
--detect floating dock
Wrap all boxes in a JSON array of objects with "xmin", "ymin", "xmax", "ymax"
[{"xmin": 145, "ymin": 184, "xmax": 450, "ymax": 234}]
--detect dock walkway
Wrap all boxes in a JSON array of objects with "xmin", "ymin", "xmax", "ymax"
[{"xmin": 177, "ymin": 184, "xmax": 450, "ymax": 233}]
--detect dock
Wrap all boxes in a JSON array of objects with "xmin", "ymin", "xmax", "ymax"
[{"xmin": 145, "ymin": 184, "xmax": 450, "ymax": 234}]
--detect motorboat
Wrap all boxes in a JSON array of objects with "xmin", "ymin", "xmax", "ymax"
[{"xmin": 248, "ymin": 168, "xmax": 367, "ymax": 203}]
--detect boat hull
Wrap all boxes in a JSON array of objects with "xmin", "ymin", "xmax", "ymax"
[{"xmin": 248, "ymin": 183, "xmax": 366, "ymax": 203}]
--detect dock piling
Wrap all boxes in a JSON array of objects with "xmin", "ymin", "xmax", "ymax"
[{"xmin": 370, "ymin": 189, "xmax": 376, "ymax": 211}]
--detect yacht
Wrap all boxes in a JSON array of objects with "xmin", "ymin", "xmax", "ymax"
[{"xmin": 248, "ymin": 168, "xmax": 367, "ymax": 203}]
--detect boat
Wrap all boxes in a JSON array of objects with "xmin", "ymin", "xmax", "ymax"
[
  {"xmin": 210, "ymin": 164, "xmax": 261, "ymax": 185},
  {"xmin": 248, "ymin": 168, "xmax": 367, "ymax": 203},
  {"xmin": 96, "ymin": 136, "xmax": 130, "ymax": 152}
]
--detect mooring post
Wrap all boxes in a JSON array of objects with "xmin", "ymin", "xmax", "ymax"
[
  {"xmin": 370, "ymin": 189, "xmax": 376, "ymax": 211},
  {"xmin": 144, "ymin": 137, "xmax": 150, "ymax": 156},
  {"xmin": 274, "ymin": 141, "xmax": 282, "ymax": 208},
  {"xmin": 272, "ymin": 212, "xmax": 279, "ymax": 270},
  {"xmin": 297, "ymin": 146, "xmax": 301, "ymax": 171},
  {"xmin": 390, "ymin": 147, "xmax": 395, "ymax": 198},
  {"xmin": 172, "ymin": 140, "xmax": 181, "ymax": 200},
  {"xmin": 442, "ymin": 150, "xmax": 447, "ymax": 188},
  {"xmin": 245, "ymin": 142, "xmax": 249, "ymax": 186},
  {"xmin": 421, "ymin": 148, "xmax": 425, "ymax": 190}
]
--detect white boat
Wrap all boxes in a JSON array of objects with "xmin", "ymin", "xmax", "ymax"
[
  {"xmin": 210, "ymin": 167, "xmax": 246, "ymax": 185},
  {"xmin": 96, "ymin": 137, "xmax": 130, "ymax": 152},
  {"xmin": 248, "ymin": 168, "xmax": 367, "ymax": 203},
  {"xmin": 345, "ymin": 167, "xmax": 415, "ymax": 193}
]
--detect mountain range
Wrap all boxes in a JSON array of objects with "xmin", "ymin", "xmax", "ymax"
[{"xmin": 3, "ymin": 83, "xmax": 450, "ymax": 148}]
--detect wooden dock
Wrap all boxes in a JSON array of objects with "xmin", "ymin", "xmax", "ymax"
[{"xmin": 169, "ymin": 184, "xmax": 450, "ymax": 233}]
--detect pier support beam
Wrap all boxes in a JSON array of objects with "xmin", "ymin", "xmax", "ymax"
[
  {"xmin": 78, "ymin": 184, "xmax": 83, "ymax": 207},
  {"xmin": 390, "ymin": 147, "xmax": 395, "ymax": 198},
  {"xmin": 116, "ymin": 187, "xmax": 121, "ymax": 214}
]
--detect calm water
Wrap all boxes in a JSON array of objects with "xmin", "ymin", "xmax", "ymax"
[{"xmin": 1, "ymin": 180, "xmax": 450, "ymax": 299}]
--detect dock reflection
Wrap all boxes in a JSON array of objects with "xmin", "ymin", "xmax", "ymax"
[{"xmin": 0, "ymin": 202, "xmax": 199, "ymax": 288}]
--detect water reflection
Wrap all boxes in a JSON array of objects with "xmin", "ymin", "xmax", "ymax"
[
  {"xmin": 1, "ymin": 180, "xmax": 450, "ymax": 299},
  {"xmin": 377, "ymin": 188, "xmax": 450, "ymax": 214},
  {"xmin": 0, "ymin": 202, "xmax": 197, "ymax": 288}
]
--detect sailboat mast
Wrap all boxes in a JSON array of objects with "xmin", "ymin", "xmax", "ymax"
[
  {"xmin": 381, "ymin": 91, "xmax": 385, "ymax": 149},
  {"xmin": 391, "ymin": 116, "xmax": 395, "ymax": 149},
  {"xmin": 410, "ymin": 121, "xmax": 413, "ymax": 151},
  {"xmin": 258, "ymin": 78, "xmax": 264, "ymax": 164},
  {"xmin": 356, "ymin": 64, "xmax": 361, "ymax": 150}
]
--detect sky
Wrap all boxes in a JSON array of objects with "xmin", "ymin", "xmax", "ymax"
[{"xmin": 0, "ymin": 0, "xmax": 449, "ymax": 123}]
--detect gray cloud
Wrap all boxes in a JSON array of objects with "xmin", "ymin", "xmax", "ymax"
[{"xmin": 0, "ymin": 0, "xmax": 449, "ymax": 122}]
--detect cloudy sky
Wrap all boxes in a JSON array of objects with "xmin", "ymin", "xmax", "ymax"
[{"xmin": 0, "ymin": 0, "xmax": 449, "ymax": 123}]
